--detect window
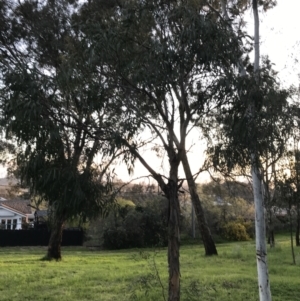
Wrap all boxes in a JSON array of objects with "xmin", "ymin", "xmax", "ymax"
[
  {"xmin": 0, "ymin": 218, "xmax": 21, "ymax": 229},
  {"xmin": 13, "ymin": 219, "xmax": 17, "ymax": 230},
  {"xmin": 7, "ymin": 219, "xmax": 11, "ymax": 230}
]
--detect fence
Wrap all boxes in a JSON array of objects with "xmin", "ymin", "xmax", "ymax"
[{"xmin": 0, "ymin": 228, "xmax": 84, "ymax": 247}]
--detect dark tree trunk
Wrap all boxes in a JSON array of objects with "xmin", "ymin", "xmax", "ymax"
[
  {"xmin": 160, "ymin": 150, "xmax": 181, "ymax": 301},
  {"xmin": 125, "ymin": 139, "xmax": 181, "ymax": 300},
  {"xmin": 181, "ymin": 152, "xmax": 218, "ymax": 255},
  {"xmin": 296, "ymin": 207, "xmax": 300, "ymax": 247},
  {"xmin": 290, "ymin": 220, "xmax": 296, "ymax": 265},
  {"xmin": 267, "ymin": 229, "xmax": 275, "ymax": 248},
  {"xmin": 288, "ymin": 202, "xmax": 296, "ymax": 265},
  {"xmin": 46, "ymin": 217, "xmax": 65, "ymax": 261},
  {"xmin": 267, "ymin": 209, "xmax": 275, "ymax": 248},
  {"xmin": 165, "ymin": 179, "xmax": 180, "ymax": 301}
]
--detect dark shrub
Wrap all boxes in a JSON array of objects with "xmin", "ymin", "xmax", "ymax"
[
  {"xmin": 102, "ymin": 200, "xmax": 168, "ymax": 249},
  {"xmin": 102, "ymin": 227, "xmax": 128, "ymax": 249}
]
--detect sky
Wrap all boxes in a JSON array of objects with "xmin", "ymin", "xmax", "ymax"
[
  {"xmin": 257, "ymin": 0, "xmax": 300, "ymax": 87},
  {"xmin": 1, "ymin": 1, "xmax": 299, "ymax": 183}
]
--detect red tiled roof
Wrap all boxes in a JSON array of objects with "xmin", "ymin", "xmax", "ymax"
[{"xmin": 0, "ymin": 199, "xmax": 33, "ymax": 215}]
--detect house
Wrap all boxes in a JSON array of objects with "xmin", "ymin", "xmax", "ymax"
[{"xmin": 0, "ymin": 199, "xmax": 34, "ymax": 229}]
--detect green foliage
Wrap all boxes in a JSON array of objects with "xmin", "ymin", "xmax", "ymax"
[
  {"xmin": 103, "ymin": 200, "xmax": 168, "ymax": 249},
  {"xmin": 207, "ymin": 57, "xmax": 292, "ymax": 173},
  {"xmin": 196, "ymin": 181, "xmax": 255, "ymax": 239},
  {"xmin": 222, "ymin": 221, "xmax": 250, "ymax": 241},
  {"xmin": 103, "ymin": 227, "xmax": 129, "ymax": 250},
  {"xmin": 117, "ymin": 198, "xmax": 136, "ymax": 208},
  {"xmin": 0, "ymin": 0, "xmax": 135, "ymax": 227}
]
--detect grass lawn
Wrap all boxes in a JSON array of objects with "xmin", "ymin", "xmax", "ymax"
[{"xmin": 0, "ymin": 236, "xmax": 299, "ymax": 301}]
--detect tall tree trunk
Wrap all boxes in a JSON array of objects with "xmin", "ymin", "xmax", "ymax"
[
  {"xmin": 124, "ymin": 141, "xmax": 181, "ymax": 301},
  {"xmin": 263, "ymin": 157, "xmax": 275, "ymax": 248},
  {"xmin": 251, "ymin": 162, "xmax": 272, "ymax": 301},
  {"xmin": 267, "ymin": 208, "xmax": 275, "ymax": 248},
  {"xmin": 288, "ymin": 201, "xmax": 296, "ymax": 264},
  {"xmin": 296, "ymin": 208, "xmax": 300, "ymax": 246},
  {"xmin": 181, "ymin": 151, "xmax": 218, "ymax": 255},
  {"xmin": 295, "ymin": 147, "xmax": 300, "ymax": 247},
  {"xmin": 221, "ymin": 0, "xmax": 272, "ymax": 295},
  {"xmin": 165, "ymin": 179, "xmax": 180, "ymax": 301},
  {"xmin": 252, "ymin": 1, "xmax": 272, "ymax": 300},
  {"xmin": 46, "ymin": 216, "xmax": 65, "ymax": 261},
  {"xmin": 163, "ymin": 156, "xmax": 181, "ymax": 301}
]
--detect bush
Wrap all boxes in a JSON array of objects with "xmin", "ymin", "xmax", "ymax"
[
  {"xmin": 242, "ymin": 220, "xmax": 254, "ymax": 238},
  {"xmin": 222, "ymin": 221, "xmax": 250, "ymax": 241},
  {"xmin": 103, "ymin": 227, "xmax": 129, "ymax": 249},
  {"xmin": 102, "ymin": 201, "xmax": 168, "ymax": 250}
]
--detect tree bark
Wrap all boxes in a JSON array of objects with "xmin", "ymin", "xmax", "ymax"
[
  {"xmin": 46, "ymin": 217, "xmax": 65, "ymax": 261},
  {"xmin": 162, "ymin": 153, "xmax": 181, "ymax": 301},
  {"xmin": 295, "ymin": 147, "xmax": 300, "ymax": 247},
  {"xmin": 267, "ymin": 208, "xmax": 275, "ymax": 248},
  {"xmin": 165, "ymin": 179, "xmax": 180, "ymax": 301},
  {"xmin": 296, "ymin": 204, "xmax": 300, "ymax": 246},
  {"xmin": 267, "ymin": 228, "xmax": 275, "ymax": 248},
  {"xmin": 288, "ymin": 201, "xmax": 296, "ymax": 264},
  {"xmin": 122, "ymin": 140, "xmax": 181, "ymax": 300},
  {"xmin": 251, "ymin": 160, "xmax": 272, "ymax": 301},
  {"xmin": 252, "ymin": 1, "xmax": 272, "ymax": 300},
  {"xmin": 181, "ymin": 151, "xmax": 218, "ymax": 255}
]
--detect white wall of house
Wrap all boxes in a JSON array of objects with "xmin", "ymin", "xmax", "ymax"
[{"xmin": 0, "ymin": 207, "xmax": 25, "ymax": 229}]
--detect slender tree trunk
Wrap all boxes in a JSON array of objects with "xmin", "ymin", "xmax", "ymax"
[
  {"xmin": 46, "ymin": 216, "xmax": 65, "ymax": 261},
  {"xmin": 267, "ymin": 228, "xmax": 275, "ymax": 248},
  {"xmin": 290, "ymin": 228, "xmax": 296, "ymax": 264},
  {"xmin": 267, "ymin": 209, "xmax": 275, "ymax": 248},
  {"xmin": 252, "ymin": 1, "xmax": 272, "ymax": 300},
  {"xmin": 165, "ymin": 179, "xmax": 180, "ymax": 301},
  {"xmin": 124, "ymin": 141, "xmax": 181, "ymax": 300},
  {"xmin": 296, "ymin": 205, "xmax": 300, "ymax": 246},
  {"xmin": 181, "ymin": 151, "xmax": 218, "ymax": 255},
  {"xmin": 288, "ymin": 203, "xmax": 296, "ymax": 264},
  {"xmin": 251, "ymin": 161, "xmax": 272, "ymax": 301},
  {"xmin": 163, "ymin": 157, "xmax": 181, "ymax": 301},
  {"xmin": 295, "ymin": 147, "xmax": 300, "ymax": 247},
  {"xmin": 296, "ymin": 209, "xmax": 300, "ymax": 247}
]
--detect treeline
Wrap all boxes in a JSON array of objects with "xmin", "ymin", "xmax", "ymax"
[{"xmin": 93, "ymin": 179, "xmax": 295, "ymax": 249}]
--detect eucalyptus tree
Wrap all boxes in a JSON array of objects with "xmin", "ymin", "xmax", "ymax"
[
  {"xmin": 205, "ymin": 1, "xmax": 293, "ymax": 300},
  {"xmin": 0, "ymin": 0, "xmax": 133, "ymax": 260},
  {"xmin": 77, "ymin": 1, "xmax": 242, "ymax": 299}
]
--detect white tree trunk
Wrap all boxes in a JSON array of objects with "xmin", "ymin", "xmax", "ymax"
[
  {"xmin": 251, "ymin": 158, "xmax": 272, "ymax": 301},
  {"xmin": 253, "ymin": 0, "xmax": 260, "ymax": 73},
  {"xmin": 252, "ymin": 1, "xmax": 272, "ymax": 300}
]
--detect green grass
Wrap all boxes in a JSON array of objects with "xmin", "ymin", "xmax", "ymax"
[{"xmin": 0, "ymin": 237, "xmax": 299, "ymax": 301}]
